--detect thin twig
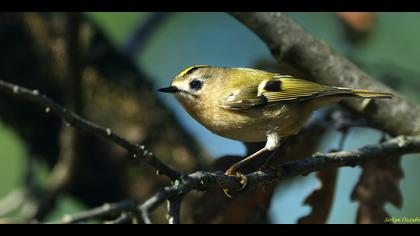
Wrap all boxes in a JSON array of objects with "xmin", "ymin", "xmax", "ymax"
[
  {"xmin": 337, "ymin": 130, "xmax": 348, "ymax": 151},
  {"xmin": 105, "ymin": 212, "xmax": 134, "ymax": 224},
  {"xmin": 167, "ymin": 196, "xmax": 183, "ymax": 224},
  {"xmin": 0, "ymin": 80, "xmax": 180, "ymax": 181},
  {"xmin": 59, "ymin": 200, "xmax": 137, "ymax": 224},
  {"xmin": 0, "ymin": 189, "xmax": 25, "ymax": 217},
  {"xmin": 138, "ymin": 186, "xmax": 178, "ymax": 224}
]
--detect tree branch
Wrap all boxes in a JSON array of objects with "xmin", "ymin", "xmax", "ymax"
[
  {"xmin": 0, "ymin": 80, "xmax": 180, "ymax": 181},
  {"xmin": 133, "ymin": 135, "xmax": 420, "ymax": 223},
  {"xmin": 167, "ymin": 196, "xmax": 182, "ymax": 224},
  {"xmin": 106, "ymin": 212, "xmax": 134, "ymax": 224},
  {"xmin": 231, "ymin": 12, "xmax": 420, "ymax": 137},
  {"xmin": 59, "ymin": 200, "xmax": 137, "ymax": 224},
  {"xmin": 1, "ymin": 66, "xmax": 419, "ymax": 223}
]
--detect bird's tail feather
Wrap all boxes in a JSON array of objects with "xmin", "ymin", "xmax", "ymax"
[{"xmin": 349, "ymin": 89, "xmax": 393, "ymax": 99}]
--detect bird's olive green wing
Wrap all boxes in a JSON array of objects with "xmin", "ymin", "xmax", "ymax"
[
  {"xmin": 218, "ymin": 86, "xmax": 268, "ymax": 110},
  {"xmin": 219, "ymin": 75, "xmax": 342, "ymax": 110}
]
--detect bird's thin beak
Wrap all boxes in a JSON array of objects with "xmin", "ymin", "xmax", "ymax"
[{"xmin": 158, "ymin": 86, "xmax": 179, "ymax": 93}]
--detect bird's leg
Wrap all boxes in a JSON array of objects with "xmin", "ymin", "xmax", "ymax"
[
  {"xmin": 223, "ymin": 132, "xmax": 280, "ymax": 197},
  {"xmin": 261, "ymin": 140, "xmax": 286, "ymax": 170},
  {"xmin": 223, "ymin": 147, "xmax": 269, "ymax": 197},
  {"xmin": 225, "ymin": 147, "xmax": 270, "ymax": 176}
]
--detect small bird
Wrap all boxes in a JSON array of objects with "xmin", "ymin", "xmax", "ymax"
[{"xmin": 159, "ymin": 65, "xmax": 392, "ymax": 191}]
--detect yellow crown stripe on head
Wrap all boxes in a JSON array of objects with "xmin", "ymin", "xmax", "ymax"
[{"xmin": 179, "ymin": 65, "xmax": 209, "ymax": 77}]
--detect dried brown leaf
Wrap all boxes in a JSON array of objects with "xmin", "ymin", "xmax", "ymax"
[
  {"xmin": 336, "ymin": 12, "xmax": 376, "ymax": 33},
  {"xmin": 298, "ymin": 167, "xmax": 338, "ymax": 224},
  {"xmin": 351, "ymin": 155, "xmax": 403, "ymax": 224}
]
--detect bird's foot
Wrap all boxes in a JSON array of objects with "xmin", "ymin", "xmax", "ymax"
[{"xmin": 222, "ymin": 168, "xmax": 248, "ymax": 198}]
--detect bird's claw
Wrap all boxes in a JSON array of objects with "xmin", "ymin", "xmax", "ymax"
[{"xmin": 222, "ymin": 168, "xmax": 248, "ymax": 198}]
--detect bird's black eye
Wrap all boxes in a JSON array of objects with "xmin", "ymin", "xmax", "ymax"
[{"xmin": 189, "ymin": 80, "xmax": 202, "ymax": 91}]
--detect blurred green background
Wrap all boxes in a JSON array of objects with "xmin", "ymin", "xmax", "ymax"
[{"xmin": 1, "ymin": 12, "xmax": 420, "ymax": 223}]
